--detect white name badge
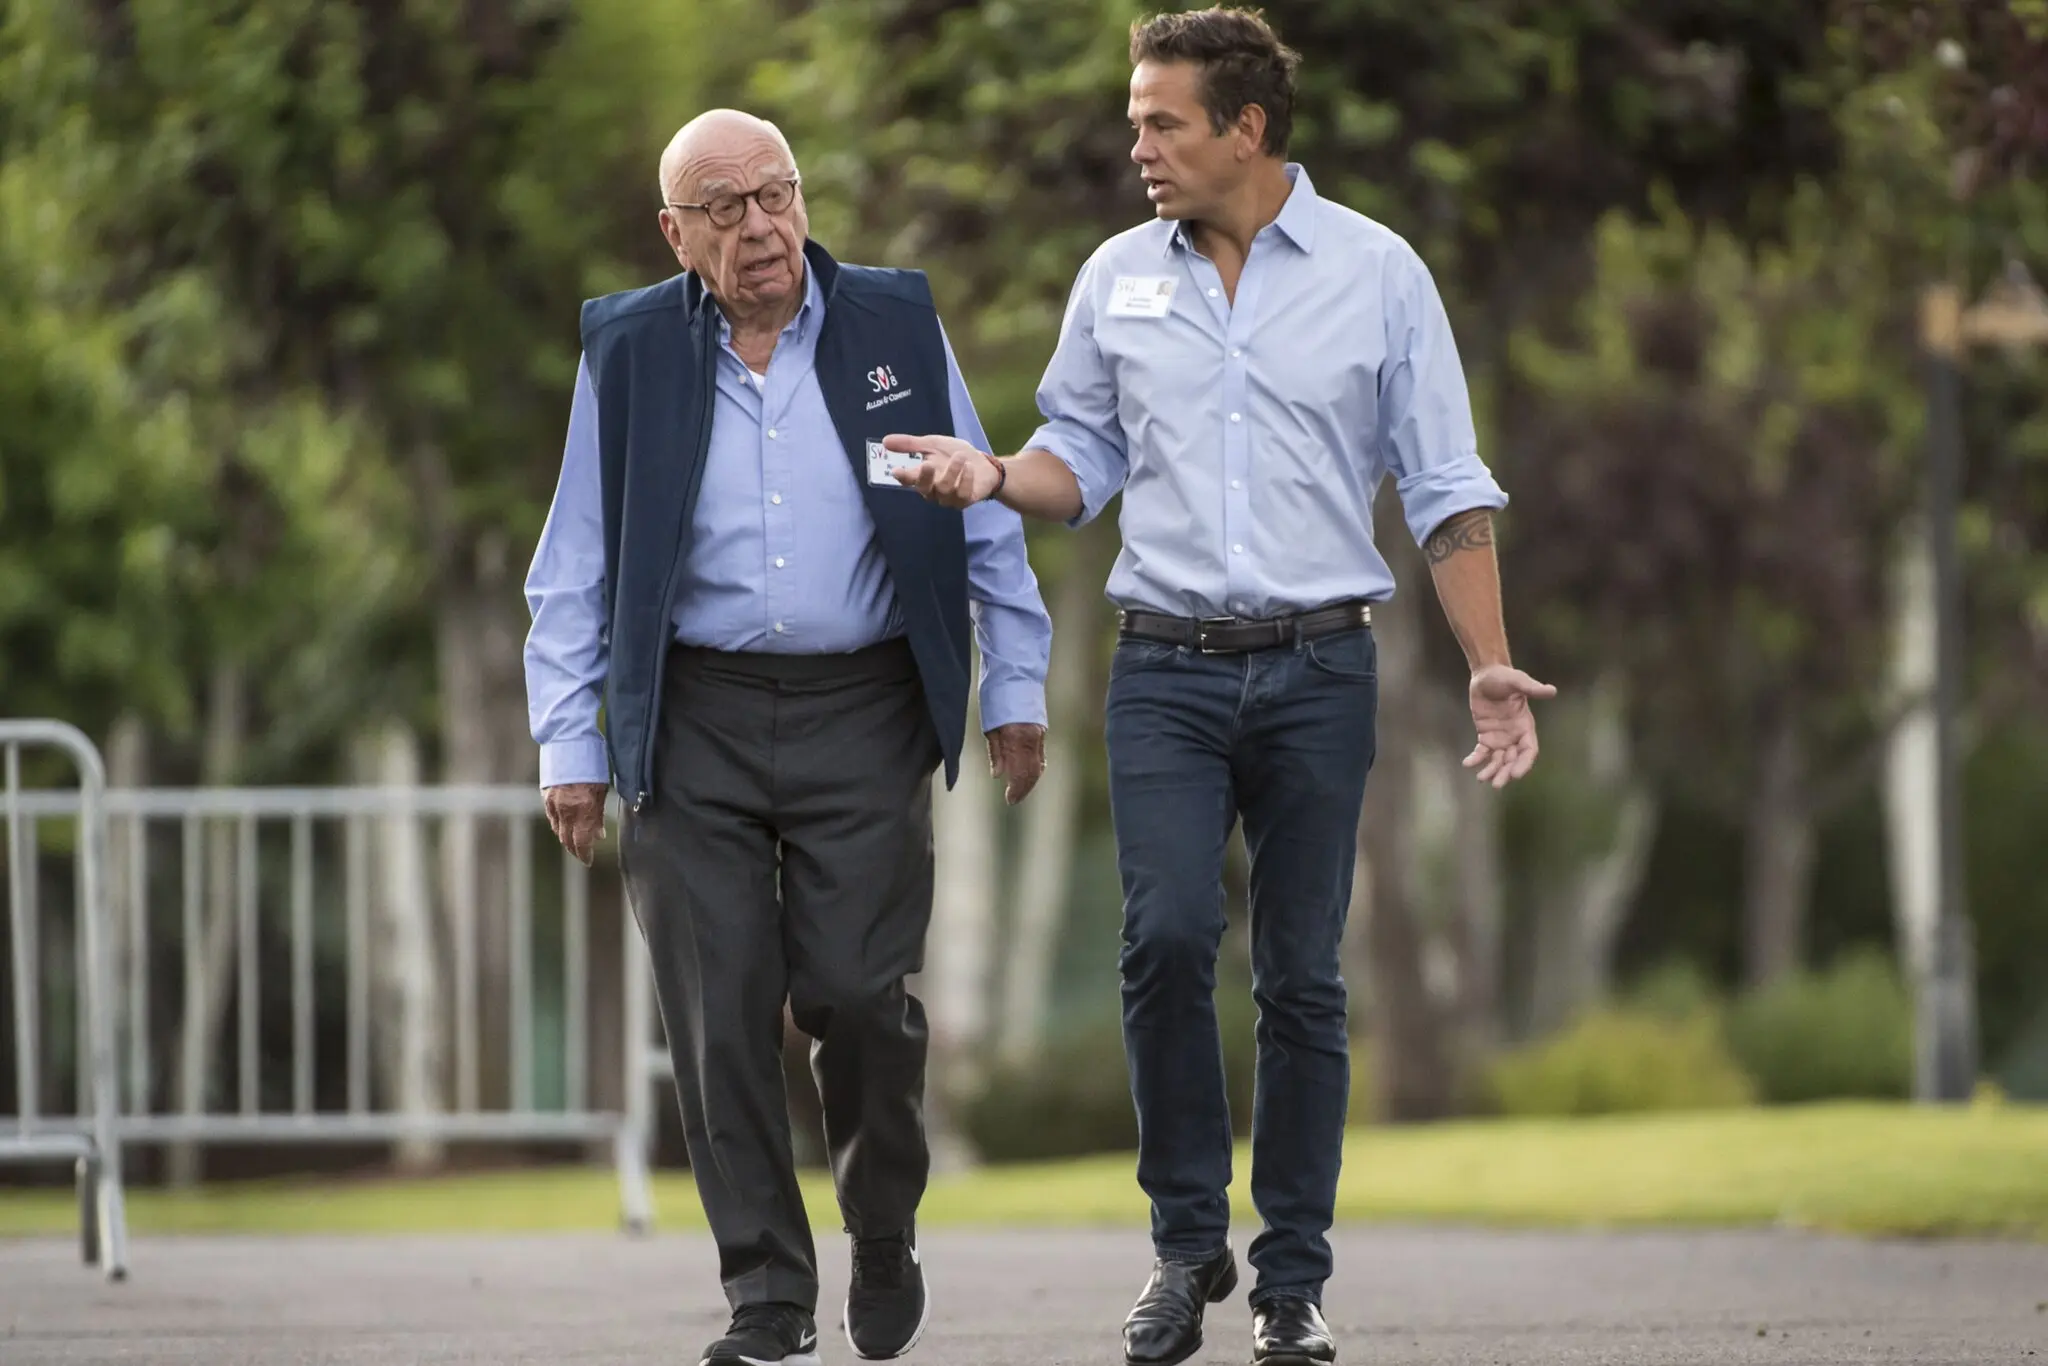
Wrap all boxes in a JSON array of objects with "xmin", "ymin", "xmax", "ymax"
[
  {"xmin": 1106, "ymin": 274, "xmax": 1178, "ymax": 319},
  {"xmin": 866, "ymin": 439, "xmax": 922, "ymax": 487}
]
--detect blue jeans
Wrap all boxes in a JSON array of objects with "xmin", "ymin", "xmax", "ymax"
[{"xmin": 1103, "ymin": 624, "xmax": 1378, "ymax": 1308}]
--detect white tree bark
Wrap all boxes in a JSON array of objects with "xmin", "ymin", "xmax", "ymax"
[
  {"xmin": 435, "ymin": 533, "xmax": 534, "ymax": 1111},
  {"xmin": 167, "ymin": 664, "xmax": 244, "ymax": 1188},
  {"xmin": 102, "ymin": 714, "xmax": 147, "ymax": 1117},
  {"xmin": 369, "ymin": 723, "xmax": 448, "ymax": 1172},
  {"xmin": 922, "ymin": 691, "xmax": 1001, "ymax": 1163},
  {"xmin": 993, "ymin": 562, "xmax": 1096, "ymax": 1066},
  {"xmin": 1524, "ymin": 677, "xmax": 1659, "ymax": 1035},
  {"xmin": 1743, "ymin": 705, "xmax": 1815, "ymax": 988},
  {"xmin": 1444, "ymin": 696, "xmax": 1508, "ymax": 1047},
  {"xmin": 1883, "ymin": 526, "xmax": 1940, "ymax": 989}
]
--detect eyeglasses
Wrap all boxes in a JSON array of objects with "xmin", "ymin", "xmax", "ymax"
[{"xmin": 665, "ymin": 175, "xmax": 801, "ymax": 230}]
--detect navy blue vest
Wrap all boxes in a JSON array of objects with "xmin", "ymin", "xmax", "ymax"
[{"xmin": 579, "ymin": 240, "xmax": 971, "ymax": 811}]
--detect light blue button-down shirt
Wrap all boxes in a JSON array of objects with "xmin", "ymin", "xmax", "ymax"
[
  {"xmin": 1025, "ymin": 163, "xmax": 1507, "ymax": 620},
  {"xmin": 524, "ymin": 267, "xmax": 1053, "ymax": 788}
]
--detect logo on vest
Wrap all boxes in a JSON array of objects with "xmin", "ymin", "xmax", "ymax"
[{"xmin": 865, "ymin": 363, "xmax": 914, "ymax": 411}]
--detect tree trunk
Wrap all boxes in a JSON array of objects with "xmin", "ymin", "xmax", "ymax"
[
  {"xmin": 1523, "ymin": 678, "xmax": 1660, "ymax": 1036},
  {"xmin": 1356, "ymin": 502, "xmax": 1456, "ymax": 1121},
  {"xmin": 435, "ymin": 534, "xmax": 535, "ymax": 1113},
  {"xmin": 167, "ymin": 664, "xmax": 245, "ymax": 1188},
  {"xmin": 368, "ymin": 722, "xmax": 449, "ymax": 1172},
  {"xmin": 1441, "ymin": 694, "xmax": 1507, "ymax": 1050},
  {"xmin": 103, "ymin": 714, "xmax": 148, "ymax": 1118},
  {"xmin": 1743, "ymin": 703, "xmax": 1815, "ymax": 989},
  {"xmin": 993, "ymin": 531, "xmax": 1108, "ymax": 1066},
  {"xmin": 1883, "ymin": 526, "xmax": 1940, "ymax": 989},
  {"xmin": 921, "ymin": 690, "xmax": 1000, "ymax": 1166}
]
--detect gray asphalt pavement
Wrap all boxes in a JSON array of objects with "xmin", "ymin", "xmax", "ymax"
[{"xmin": 2, "ymin": 1226, "xmax": 2044, "ymax": 1365}]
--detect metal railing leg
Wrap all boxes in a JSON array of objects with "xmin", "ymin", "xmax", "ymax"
[
  {"xmin": 70, "ymin": 722, "xmax": 130, "ymax": 1281},
  {"xmin": 619, "ymin": 898, "xmax": 655, "ymax": 1236}
]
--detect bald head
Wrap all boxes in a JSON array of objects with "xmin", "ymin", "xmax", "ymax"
[
  {"xmin": 658, "ymin": 109, "xmax": 794, "ymax": 202},
  {"xmin": 655, "ymin": 108, "xmax": 810, "ymax": 330}
]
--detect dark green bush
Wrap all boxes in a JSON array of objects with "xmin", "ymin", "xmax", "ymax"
[
  {"xmin": 1485, "ymin": 1007, "xmax": 1757, "ymax": 1117},
  {"xmin": 958, "ymin": 988, "xmax": 1254, "ymax": 1163},
  {"xmin": 1722, "ymin": 947, "xmax": 1913, "ymax": 1103},
  {"xmin": 957, "ymin": 980, "xmax": 1366, "ymax": 1163}
]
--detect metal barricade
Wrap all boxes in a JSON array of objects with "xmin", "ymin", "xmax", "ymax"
[
  {"xmin": 3, "ymin": 764, "xmax": 660, "ymax": 1271},
  {"xmin": 0, "ymin": 720, "xmax": 130, "ymax": 1279}
]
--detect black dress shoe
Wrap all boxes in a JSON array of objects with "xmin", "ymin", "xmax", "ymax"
[
  {"xmin": 1122, "ymin": 1246, "xmax": 1239, "ymax": 1366},
  {"xmin": 1252, "ymin": 1297, "xmax": 1336, "ymax": 1364}
]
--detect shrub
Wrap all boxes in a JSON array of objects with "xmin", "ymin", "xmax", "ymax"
[
  {"xmin": 1485, "ymin": 1007, "xmax": 1757, "ymax": 1117},
  {"xmin": 959, "ymin": 987, "xmax": 1264, "ymax": 1163},
  {"xmin": 1623, "ymin": 958, "xmax": 1724, "ymax": 1022},
  {"xmin": 956, "ymin": 1022, "xmax": 1140, "ymax": 1163},
  {"xmin": 1723, "ymin": 947, "xmax": 1913, "ymax": 1103},
  {"xmin": 959, "ymin": 981, "xmax": 1387, "ymax": 1162}
]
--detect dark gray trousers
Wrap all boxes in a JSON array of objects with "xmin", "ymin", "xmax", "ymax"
[{"xmin": 619, "ymin": 637, "xmax": 941, "ymax": 1314}]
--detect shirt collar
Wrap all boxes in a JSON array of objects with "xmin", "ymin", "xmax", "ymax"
[{"xmin": 1164, "ymin": 162, "xmax": 1318, "ymax": 257}]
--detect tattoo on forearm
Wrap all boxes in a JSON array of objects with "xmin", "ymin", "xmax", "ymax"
[{"xmin": 1424, "ymin": 510, "xmax": 1495, "ymax": 565}]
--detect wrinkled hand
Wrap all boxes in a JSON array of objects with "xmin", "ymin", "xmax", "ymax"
[
  {"xmin": 1464, "ymin": 665, "xmax": 1557, "ymax": 789},
  {"xmin": 883, "ymin": 433, "xmax": 1003, "ymax": 509},
  {"xmin": 544, "ymin": 782, "xmax": 609, "ymax": 865},
  {"xmin": 985, "ymin": 723, "xmax": 1046, "ymax": 805}
]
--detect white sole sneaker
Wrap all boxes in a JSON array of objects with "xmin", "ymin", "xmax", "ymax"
[{"xmin": 844, "ymin": 1264, "xmax": 932, "ymax": 1360}]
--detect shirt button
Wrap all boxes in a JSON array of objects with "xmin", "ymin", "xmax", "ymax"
[
  {"xmin": 1229, "ymin": 412, "xmax": 1241, "ymax": 423},
  {"xmin": 770, "ymin": 493, "xmax": 782, "ymax": 505},
  {"xmin": 1230, "ymin": 479, "xmax": 1242, "ymax": 489},
  {"xmin": 773, "ymin": 622, "xmax": 786, "ymax": 634},
  {"xmin": 1231, "ymin": 348, "xmax": 1242, "ymax": 357},
  {"xmin": 774, "ymin": 557, "xmax": 785, "ymax": 568},
  {"xmin": 1232, "ymin": 544, "xmax": 1244, "ymax": 554},
  {"xmin": 1207, "ymin": 288, "xmax": 1219, "ymax": 297},
  {"xmin": 766, "ymin": 429, "xmax": 778, "ymax": 440}
]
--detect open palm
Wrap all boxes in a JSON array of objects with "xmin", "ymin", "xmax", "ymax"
[{"xmin": 1464, "ymin": 665, "xmax": 1556, "ymax": 788}]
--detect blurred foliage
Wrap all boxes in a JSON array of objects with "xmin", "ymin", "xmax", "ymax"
[
  {"xmin": 1485, "ymin": 1007, "xmax": 1757, "ymax": 1118},
  {"xmin": 1724, "ymin": 947, "xmax": 1914, "ymax": 1103},
  {"xmin": 0, "ymin": 0, "xmax": 2044, "ymax": 1133}
]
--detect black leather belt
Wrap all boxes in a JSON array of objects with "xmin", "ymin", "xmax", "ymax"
[{"xmin": 1117, "ymin": 599, "xmax": 1373, "ymax": 654}]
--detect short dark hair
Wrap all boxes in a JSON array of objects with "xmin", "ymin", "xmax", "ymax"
[{"xmin": 1129, "ymin": 7, "xmax": 1301, "ymax": 156}]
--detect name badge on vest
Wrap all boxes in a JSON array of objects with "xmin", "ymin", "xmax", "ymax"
[
  {"xmin": 1106, "ymin": 275, "xmax": 1178, "ymax": 319},
  {"xmin": 866, "ymin": 439, "xmax": 922, "ymax": 487}
]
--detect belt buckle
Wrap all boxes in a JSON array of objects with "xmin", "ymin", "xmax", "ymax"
[{"xmin": 1195, "ymin": 615, "xmax": 1237, "ymax": 654}]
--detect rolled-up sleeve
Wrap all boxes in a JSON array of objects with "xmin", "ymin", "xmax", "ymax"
[
  {"xmin": 1377, "ymin": 243, "xmax": 1508, "ymax": 546},
  {"xmin": 1023, "ymin": 253, "xmax": 1129, "ymax": 528},
  {"xmin": 943, "ymin": 321, "xmax": 1052, "ymax": 731},
  {"xmin": 522, "ymin": 353, "xmax": 613, "ymax": 788}
]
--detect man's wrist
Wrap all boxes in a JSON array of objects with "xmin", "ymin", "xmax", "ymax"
[{"xmin": 981, "ymin": 452, "xmax": 1008, "ymax": 503}]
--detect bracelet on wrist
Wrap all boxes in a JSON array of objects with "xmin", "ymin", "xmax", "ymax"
[{"xmin": 985, "ymin": 453, "xmax": 1008, "ymax": 500}]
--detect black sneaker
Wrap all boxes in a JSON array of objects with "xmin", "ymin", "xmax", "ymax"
[
  {"xmin": 700, "ymin": 1302, "xmax": 821, "ymax": 1366},
  {"xmin": 845, "ymin": 1228, "xmax": 930, "ymax": 1359}
]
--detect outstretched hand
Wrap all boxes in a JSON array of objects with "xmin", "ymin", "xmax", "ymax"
[
  {"xmin": 1463, "ymin": 665, "xmax": 1557, "ymax": 789},
  {"xmin": 883, "ymin": 433, "xmax": 1003, "ymax": 509}
]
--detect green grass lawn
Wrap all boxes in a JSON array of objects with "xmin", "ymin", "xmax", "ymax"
[{"xmin": 3, "ymin": 1102, "xmax": 2043, "ymax": 1241}]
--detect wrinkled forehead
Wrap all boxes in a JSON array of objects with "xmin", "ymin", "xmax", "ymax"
[{"xmin": 673, "ymin": 135, "xmax": 797, "ymax": 201}]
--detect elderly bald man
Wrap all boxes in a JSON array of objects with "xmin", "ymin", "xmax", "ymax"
[{"xmin": 523, "ymin": 110, "xmax": 1054, "ymax": 1366}]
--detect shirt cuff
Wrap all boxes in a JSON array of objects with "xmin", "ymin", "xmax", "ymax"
[
  {"xmin": 539, "ymin": 737, "xmax": 611, "ymax": 789},
  {"xmin": 1396, "ymin": 459, "xmax": 1510, "ymax": 547},
  {"xmin": 980, "ymin": 676, "xmax": 1049, "ymax": 732},
  {"xmin": 1026, "ymin": 421, "xmax": 1120, "ymax": 529}
]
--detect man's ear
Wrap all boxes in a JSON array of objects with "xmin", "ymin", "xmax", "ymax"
[{"xmin": 1236, "ymin": 103, "xmax": 1267, "ymax": 158}]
